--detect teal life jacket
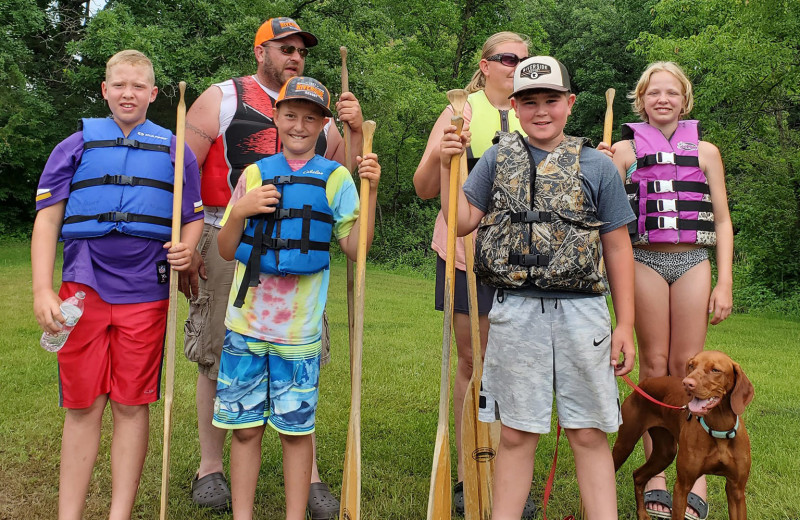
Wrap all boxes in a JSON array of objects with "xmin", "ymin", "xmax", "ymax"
[
  {"xmin": 233, "ymin": 154, "xmax": 337, "ymax": 307},
  {"xmin": 62, "ymin": 118, "xmax": 174, "ymax": 241}
]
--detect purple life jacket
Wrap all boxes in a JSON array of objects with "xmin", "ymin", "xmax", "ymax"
[{"xmin": 622, "ymin": 120, "xmax": 716, "ymax": 246}]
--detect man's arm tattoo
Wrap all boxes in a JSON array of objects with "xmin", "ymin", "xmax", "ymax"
[{"xmin": 187, "ymin": 122, "xmax": 215, "ymax": 144}]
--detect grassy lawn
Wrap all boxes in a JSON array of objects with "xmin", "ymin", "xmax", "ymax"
[{"xmin": 1, "ymin": 240, "xmax": 798, "ymax": 519}]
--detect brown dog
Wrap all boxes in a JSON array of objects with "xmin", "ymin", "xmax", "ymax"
[{"xmin": 613, "ymin": 350, "xmax": 755, "ymax": 520}]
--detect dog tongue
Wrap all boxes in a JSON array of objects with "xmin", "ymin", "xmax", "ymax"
[{"xmin": 688, "ymin": 397, "xmax": 712, "ymax": 414}]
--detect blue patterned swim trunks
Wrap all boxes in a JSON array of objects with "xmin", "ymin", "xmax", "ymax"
[{"xmin": 212, "ymin": 330, "xmax": 321, "ymax": 434}]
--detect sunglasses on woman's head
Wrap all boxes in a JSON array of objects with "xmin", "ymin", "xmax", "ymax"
[
  {"xmin": 486, "ymin": 53, "xmax": 527, "ymax": 67},
  {"xmin": 262, "ymin": 43, "xmax": 309, "ymax": 58}
]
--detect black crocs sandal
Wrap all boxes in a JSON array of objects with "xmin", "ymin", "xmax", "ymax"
[
  {"xmin": 191, "ymin": 472, "xmax": 231, "ymax": 511},
  {"xmin": 521, "ymin": 495, "xmax": 537, "ymax": 519},
  {"xmin": 307, "ymin": 481, "xmax": 340, "ymax": 520},
  {"xmin": 644, "ymin": 489, "xmax": 673, "ymax": 519},
  {"xmin": 453, "ymin": 481, "xmax": 465, "ymax": 515},
  {"xmin": 685, "ymin": 492, "xmax": 709, "ymax": 520}
]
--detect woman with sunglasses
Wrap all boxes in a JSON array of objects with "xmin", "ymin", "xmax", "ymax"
[{"xmin": 413, "ymin": 31, "xmax": 536, "ymax": 518}]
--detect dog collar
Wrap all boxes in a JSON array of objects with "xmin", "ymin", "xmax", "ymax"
[{"xmin": 692, "ymin": 414, "xmax": 739, "ymax": 439}]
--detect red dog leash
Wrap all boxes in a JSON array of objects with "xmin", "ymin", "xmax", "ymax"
[
  {"xmin": 541, "ymin": 422, "xmax": 576, "ymax": 520},
  {"xmin": 541, "ymin": 376, "xmax": 685, "ymax": 520},
  {"xmin": 620, "ymin": 374, "xmax": 687, "ymax": 410}
]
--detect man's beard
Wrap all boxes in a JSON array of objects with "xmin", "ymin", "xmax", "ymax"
[{"xmin": 260, "ymin": 60, "xmax": 299, "ymax": 90}]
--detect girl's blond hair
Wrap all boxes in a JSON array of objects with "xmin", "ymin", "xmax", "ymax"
[
  {"xmin": 105, "ymin": 49, "xmax": 155, "ymax": 85},
  {"xmin": 629, "ymin": 61, "xmax": 694, "ymax": 121},
  {"xmin": 465, "ymin": 32, "xmax": 530, "ymax": 93}
]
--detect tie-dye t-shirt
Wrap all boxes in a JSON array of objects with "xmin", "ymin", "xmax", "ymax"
[{"xmin": 221, "ymin": 156, "xmax": 358, "ymax": 345}]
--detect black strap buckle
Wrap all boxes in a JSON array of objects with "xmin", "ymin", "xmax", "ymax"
[
  {"xmin": 269, "ymin": 238, "xmax": 289, "ymax": 249},
  {"xmin": 272, "ymin": 175, "xmax": 293, "ymax": 185},
  {"xmin": 103, "ymin": 174, "xmax": 135, "ymax": 186},
  {"xmin": 115, "ymin": 137, "xmax": 139, "ymax": 148},
  {"xmin": 511, "ymin": 210, "xmax": 552, "ymax": 223},
  {"xmin": 274, "ymin": 208, "xmax": 292, "ymax": 219},
  {"xmin": 97, "ymin": 211, "xmax": 129, "ymax": 223}
]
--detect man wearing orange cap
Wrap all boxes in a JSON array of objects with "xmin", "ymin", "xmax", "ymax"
[{"xmin": 180, "ymin": 17, "xmax": 362, "ymax": 518}]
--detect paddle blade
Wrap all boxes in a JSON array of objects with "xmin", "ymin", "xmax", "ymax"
[{"xmin": 426, "ymin": 430, "xmax": 452, "ymax": 520}]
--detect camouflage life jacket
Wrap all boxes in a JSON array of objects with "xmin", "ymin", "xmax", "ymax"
[{"xmin": 474, "ymin": 131, "xmax": 606, "ymax": 293}]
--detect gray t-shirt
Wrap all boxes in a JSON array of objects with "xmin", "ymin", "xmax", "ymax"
[{"xmin": 463, "ymin": 137, "xmax": 635, "ymax": 299}]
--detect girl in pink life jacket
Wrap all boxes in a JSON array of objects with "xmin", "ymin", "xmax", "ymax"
[{"xmin": 609, "ymin": 61, "xmax": 734, "ymax": 520}]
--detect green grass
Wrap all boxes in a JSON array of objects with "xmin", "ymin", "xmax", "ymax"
[{"xmin": 1, "ymin": 239, "xmax": 798, "ymax": 519}]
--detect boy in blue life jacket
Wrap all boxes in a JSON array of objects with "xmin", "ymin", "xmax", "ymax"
[
  {"xmin": 439, "ymin": 56, "xmax": 636, "ymax": 519},
  {"xmin": 213, "ymin": 76, "xmax": 380, "ymax": 520},
  {"xmin": 31, "ymin": 49, "xmax": 204, "ymax": 518}
]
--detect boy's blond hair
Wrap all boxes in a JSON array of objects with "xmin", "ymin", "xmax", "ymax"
[
  {"xmin": 629, "ymin": 61, "xmax": 694, "ymax": 121},
  {"xmin": 465, "ymin": 32, "xmax": 531, "ymax": 93},
  {"xmin": 105, "ymin": 50, "xmax": 155, "ymax": 85}
]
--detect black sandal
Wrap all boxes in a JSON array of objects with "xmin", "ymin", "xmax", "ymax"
[{"xmin": 191, "ymin": 472, "xmax": 231, "ymax": 511}]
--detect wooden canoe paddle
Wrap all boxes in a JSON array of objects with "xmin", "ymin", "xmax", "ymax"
[
  {"xmin": 341, "ymin": 46, "xmax": 356, "ymax": 367},
  {"xmin": 576, "ymin": 87, "xmax": 617, "ymax": 520},
  {"xmin": 427, "ymin": 88, "xmax": 468, "ymax": 520},
  {"xmin": 339, "ymin": 120, "xmax": 376, "ymax": 520},
  {"xmin": 160, "ymin": 80, "xmax": 186, "ymax": 520},
  {"xmin": 604, "ymin": 88, "xmax": 615, "ymax": 146},
  {"xmin": 460, "ymin": 148, "xmax": 497, "ymax": 520}
]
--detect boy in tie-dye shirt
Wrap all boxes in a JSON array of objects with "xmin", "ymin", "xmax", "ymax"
[{"xmin": 212, "ymin": 76, "xmax": 380, "ymax": 520}]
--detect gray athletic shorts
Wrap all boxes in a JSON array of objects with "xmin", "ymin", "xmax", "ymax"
[
  {"xmin": 478, "ymin": 293, "xmax": 622, "ymax": 433},
  {"xmin": 184, "ymin": 224, "xmax": 331, "ymax": 380}
]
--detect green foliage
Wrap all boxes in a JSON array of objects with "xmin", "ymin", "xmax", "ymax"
[
  {"xmin": 632, "ymin": 0, "xmax": 800, "ymax": 305},
  {"xmin": 5, "ymin": 0, "xmax": 800, "ymax": 311}
]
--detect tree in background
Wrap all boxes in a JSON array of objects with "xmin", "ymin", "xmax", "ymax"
[
  {"xmin": 5, "ymin": 0, "xmax": 799, "ymax": 312},
  {"xmin": 634, "ymin": 0, "xmax": 800, "ymax": 310}
]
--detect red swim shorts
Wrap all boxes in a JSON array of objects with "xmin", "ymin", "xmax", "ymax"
[{"xmin": 57, "ymin": 282, "xmax": 168, "ymax": 409}]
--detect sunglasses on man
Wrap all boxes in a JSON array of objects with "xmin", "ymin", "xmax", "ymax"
[
  {"xmin": 486, "ymin": 53, "xmax": 527, "ymax": 67},
  {"xmin": 262, "ymin": 43, "xmax": 309, "ymax": 58}
]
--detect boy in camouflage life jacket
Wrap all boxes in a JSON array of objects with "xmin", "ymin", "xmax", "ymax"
[{"xmin": 438, "ymin": 56, "xmax": 636, "ymax": 519}]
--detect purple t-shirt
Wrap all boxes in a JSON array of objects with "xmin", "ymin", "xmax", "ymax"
[{"xmin": 36, "ymin": 129, "xmax": 204, "ymax": 304}]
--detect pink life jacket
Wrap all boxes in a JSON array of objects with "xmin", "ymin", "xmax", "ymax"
[{"xmin": 622, "ymin": 120, "xmax": 716, "ymax": 246}]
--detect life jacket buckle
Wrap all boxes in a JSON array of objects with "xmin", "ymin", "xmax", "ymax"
[
  {"xmin": 653, "ymin": 179, "xmax": 675, "ymax": 193},
  {"xmin": 97, "ymin": 211, "xmax": 129, "ymax": 223},
  {"xmin": 657, "ymin": 216, "xmax": 678, "ymax": 230},
  {"xmin": 655, "ymin": 151, "xmax": 676, "ymax": 164},
  {"xmin": 115, "ymin": 137, "xmax": 139, "ymax": 148},
  {"xmin": 656, "ymin": 199, "xmax": 677, "ymax": 212},
  {"xmin": 274, "ymin": 208, "xmax": 291, "ymax": 219}
]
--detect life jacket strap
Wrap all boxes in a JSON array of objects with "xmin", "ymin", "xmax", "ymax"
[
  {"xmin": 70, "ymin": 174, "xmax": 174, "ymax": 193},
  {"xmin": 272, "ymin": 207, "xmax": 334, "ymax": 224},
  {"xmin": 511, "ymin": 210, "xmax": 552, "ymax": 223},
  {"xmin": 636, "ymin": 152, "xmax": 699, "ymax": 169},
  {"xmin": 645, "ymin": 199, "xmax": 713, "ymax": 213},
  {"xmin": 84, "ymin": 138, "xmax": 171, "ymax": 154},
  {"xmin": 626, "ymin": 180, "xmax": 710, "ymax": 195},
  {"xmin": 509, "ymin": 253, "xmax": 551, "ymax": 267},
  {"xmin": 263, "ymin": 175, "xmax": 327, "ymax": 189},
  {"xmin": 63, "ymin": 211, "xmax": 172, "ymax": 228},
  {"xmin": 644, "ymin": 216, "xmax": 715, "ymax": 232},
  {"xmin": 239, "ymin": 233, "xmax": 331, "ymax": 252}
]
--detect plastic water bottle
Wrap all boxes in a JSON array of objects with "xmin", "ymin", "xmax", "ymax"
[{"xmin": 40, "ymin": 291, "xmax": 86, "ymax": 352}]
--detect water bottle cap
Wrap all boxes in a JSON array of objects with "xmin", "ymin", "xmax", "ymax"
[{"xmin": 75, "ymin": 291, "xmax": 86, "ymax": 299}]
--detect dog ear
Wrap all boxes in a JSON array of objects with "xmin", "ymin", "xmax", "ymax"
[{"xmin": 730, "ymin": 362, "xmax": 754, "ymax": 415}]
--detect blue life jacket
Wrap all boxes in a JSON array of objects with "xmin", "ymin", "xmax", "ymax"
[
  {"xmin": 61, "ymin": 118, "xmax": 175, "ymax": 241},
  {"xmin": 233, "ymin": 154, "xmax": 337, "ymax": 307}
]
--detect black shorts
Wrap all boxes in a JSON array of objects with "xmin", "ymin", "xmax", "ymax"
[{"xmin": 434, "ymin": 256, "xmax": 495, "ymax": 315}]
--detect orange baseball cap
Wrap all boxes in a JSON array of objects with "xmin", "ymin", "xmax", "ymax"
[
  {"xmin": 254, "ymin": 17, "xmax": 318, "ymax": 48},
  {"xmin": 276, "ymin": 76, "xmax": 332, "ymax": 117}
]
